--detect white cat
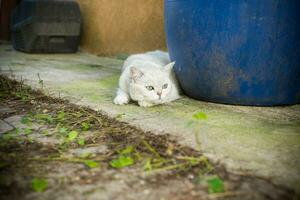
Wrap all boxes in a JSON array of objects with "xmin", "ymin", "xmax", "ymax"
[{"xmin": 113, "ymin": 50, "xmax": 181, "ymax": 107}]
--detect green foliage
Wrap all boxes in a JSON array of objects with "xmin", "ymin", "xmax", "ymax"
[
  {"xmin": 24, "ymin": 128, "xmax": 32, "ymax": 135},
  {"xmin": 118, "ymin": 146, "xmax": 133, "ymax": 154},
  {"xmin": 31, "ymin": 178, "xmax": 47, "ymax": 192},
  {"xmin": 56, "ymin": 111, "xmax": 65, "ymax": 121},
  {"xmin": 110, "ymin": 146, "xmax": 135, "ymax": 168},
  {"xmin": 143, "ymin": 158, "xmax": 152, "ymax": 171},
  {"xmin": 37, "ymin": 73, "xmax": 44, "ymax": 89},
  {"xmin": 34, "ymin": 114, "xmax": 53, "ymax": 123},
  {"xmin": 21, "ymin": 116, "xmax": 31, "ymax": 124},
  {"xmin": 81, "ymin": 122, "xmax": 90, "ymax": 131},
  {"xmin": 2, "ymin": 133, "xmax": 13, "ymax": 141},
  {"xmin": 67, "ymin": 131, "xmax": 78, "ymax": 141},
  {"xmin": 110, "ymin": 155, "xmax": 134, "ymax": 169},
  {"xmin": 58, "ymin": 127, "xmax": 68, "ymax": 135},
  {"xmin": 84, "ymin": 160, "xmax": 99, "ymax": 168},
  {"xmin": 14, "ymin": 90, "xmax": 29, "ymax": 101},
  {"xmin": 207, "ymin": 176, "xmax": 224, "ymax": 194},
  {"xmin": 192, "ymin": 112, "xmax": 207, "ymax": 120},
  {"xmin": 77, "ymin": 138, "xmax": 85, "ymax": 146}
]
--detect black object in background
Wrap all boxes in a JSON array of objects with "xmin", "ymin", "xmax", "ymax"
[{"xmin": 11, "ymin": 0, "xmax": 82, "ymax": 53}]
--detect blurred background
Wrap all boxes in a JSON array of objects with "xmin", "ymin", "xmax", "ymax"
[{"xmin": 0, "ymin": 0, "xmax": 166, "ymax": 56}]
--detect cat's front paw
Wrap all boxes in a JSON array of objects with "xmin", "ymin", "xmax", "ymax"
[
  {"xmin": 138, "ymin": 101, "xmax": 154, "ymax": 107},
  {"xmin": 114, "ymin": 94, "xmax": 129, "ymax": 105}
]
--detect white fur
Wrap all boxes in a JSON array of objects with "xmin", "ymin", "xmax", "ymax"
[{"xmin": 113, "ymin": 50, "xmax": 181, "ymax": 107}]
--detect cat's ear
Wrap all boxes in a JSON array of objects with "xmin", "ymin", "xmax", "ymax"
[
  {"xmin": 130, "ymin": 66, "xmax": 144, "ymax": 81},
  {"xmin": 163, "ymin": 62, "xmax": 175, "ymax": 73}
]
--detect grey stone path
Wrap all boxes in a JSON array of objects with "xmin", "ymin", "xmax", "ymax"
[
  {"xmin": 0, "ymin": 45, "xmax": 299, "ymax": 192},
  {"xmin": 0, "ymin": 102, "xmax": 291, "ymax": 200}
]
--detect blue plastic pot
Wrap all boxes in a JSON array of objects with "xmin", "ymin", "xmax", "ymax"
[{"xmin": 164, "ymin": 0, "xmax": 300, "ymax": 105}]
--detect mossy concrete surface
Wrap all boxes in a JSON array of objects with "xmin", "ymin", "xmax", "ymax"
[{"xmin": 1, "ymin": 45, "xmax": 299, "ymax": 192}]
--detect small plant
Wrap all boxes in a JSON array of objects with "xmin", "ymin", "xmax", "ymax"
[
  {"xmin": 143, "ymin": 158, "xmax": 152, "ymax": 171},
  {"xmin": 37, "ymin": 73, "xmax": 44, "ymax": 89},
  {"xmin": 56, "ymin": 111, "xmax": 65, "ymax": 121},
  {"xmin": 67, "ymin": 131, "xmax": 78, "ymax": 141},
  {"xmin": 110, "ymin": 146, "xmax": 135, "ymax": 169},
  {"xmin": 207, "ymin": 176, "xmax": 225, "ymax": 194},
  {"xmin": 192, "ymin": 112, "xmax": 207, "ymax": 120},
  {"xmin": 110, "ymin": 155, "xmax": 134, "ymax": 169},
  {"xmin": 31, "ymin": 178, "xmax": 47, "ymax": 192},
  {"xmin": 14, "ymin": 90, "xmax": 29, "ymax": 101},
  {"xmin": 186, "ymin": 112, "xmax": 208, "ymax": 151},
  {"xmin": 34, "ymin": 113, "xmax": 53, "ymax": 124},
  {"xmin": 77, "ymin": 138, "xmax": 85, "ymax": 146},
  {"xmin": 84, "ymin": 160, "xmax": 99, "ymax": 169},
  {"xmin": 81, "ymin": 122, "xmax": 90, "ymax": 131},
  {"xmin": 21, "ymin": 116, "xmax": 31, "ymax": 125},
  {"xmin": 58, "ymin": 127, "xmax": 68, "ymax": 135},
  {"xmin": 24, "ymin": 128, "xmax": 32, "ymax": 135}
]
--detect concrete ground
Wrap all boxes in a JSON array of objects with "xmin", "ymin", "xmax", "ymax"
[{"xmin": 0, "ymin": 44, "xmax": 299, "ymax": 193}]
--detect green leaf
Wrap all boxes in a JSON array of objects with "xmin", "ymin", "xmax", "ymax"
[
  {"xmin": 34, "ymin": 114, "xmax": 53, "ymax": 123},
  {"xmin": 58, "ymin": 127, "xmax": 68, "ymax": 135},
  {"xmin": 56, "ymin": 111, "xmax": 65, "ymax": 121},
  {"xmin": 31, "ymin": 178, "xmax": 47, "ymax": 192},
  {"xmin": 118, "ymin": 146, "xmax": 134, "ymax": 155},
  {"xmin": 21, "ymin": 116, "xmax": 31, "ymax": 124},
  {"xmin": 143, "ymin": 158, "xmax": 152, "ymax": 171},
  {"xmin": 77, "ymin": 138, "xmax": 85, "ymax": 146},
  {"xmin": 15, "ymin": 128, "xmax": 20, "ymax": 134},
  {"xmin": 192, "ymin": 112, "xmax": 207, "ymax": 120},
  {"xmin": 81, "ymin": 122, "xmax": 90, "ymax": 131},
  {"xmin": 110, "ymin": 155, "xmax": 134, "ymax": 169},
  {"xmin": 207, "ymin": 177, "xmax": 224, "ymax": 194},
  {"xmin": 2, "ymin": 133, "xmax": 13, "ymax": 141},
  {"xmin": 67, "ymin": 131, "xmax": 78, "ymax": 141},
  {"xmin": 84, "ymin": 160, "xmax": 99, "ymax": 168},
  {"xmin": 24, "ymin": 128, "xmax": 32, "ymax": 135}
]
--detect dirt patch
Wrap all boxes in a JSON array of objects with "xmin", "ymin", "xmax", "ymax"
[{"xmin": 0, "ymin": 75, "xmax": 296, "ymax": 200}]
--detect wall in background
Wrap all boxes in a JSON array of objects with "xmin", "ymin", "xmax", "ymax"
[
  {"xmin": 0, "ymin": 0, "xmax": 17, "ymax": 40},
  {"xmin": 77, "ymin": 0, "xmax": 167, "ymax": 56}
]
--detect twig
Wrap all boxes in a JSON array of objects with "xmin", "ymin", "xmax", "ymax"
[{"xmin": 141, "ymin": 140, "xmax": 161, "ymax": 159}]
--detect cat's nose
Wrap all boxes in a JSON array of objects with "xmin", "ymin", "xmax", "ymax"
[{"xmin": 157, "ymin": 92, "xmax": 162, "ymax": 98}]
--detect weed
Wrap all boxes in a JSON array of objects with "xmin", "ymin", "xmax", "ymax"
[
  {"xmin": 110, "ymin": 155, "xmax": 134, "ymax": 169},
  {"xmin": 24, "ymin": 128, "xmax": 32, "ymax": 135},
  {"xmin": 81, "ymin": 122, "xmax": 90, "ymax": 131},
  {"xmin": 186, "ymin": 111, "xmax": 208, "ymax": 151},
  {"xmin": 207, "ymin": 176, "xmax": 225, "ymax": 194},
  {"xmin": 31, "ymin": 178, "xmax": 47, "ymax": 192},
  {"xmin": 67, "ymin": 131, "xmax": 78, "ymax": 141},
  {"xmin": 110, "ymin": 146, "xmax": 135, "ymax": 169},
  {"xmin": 77, "ymin": 138, "xmax": 85, "ymax": 146},
  {"xmin": 37, "ymin": 73, "xmax": 44, "ymax": 89},
  {"xmin": 84, "ymin": 160, "xmax": 99, "ymax": 169}
]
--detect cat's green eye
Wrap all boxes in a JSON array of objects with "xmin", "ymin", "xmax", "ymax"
[
  {"xmin": 162, "ymin": 83, "xmax": 168, "ymax": 89},
  {"xmin": 145, "ymin": 86, "xmax": 154, "ymax": 91}
]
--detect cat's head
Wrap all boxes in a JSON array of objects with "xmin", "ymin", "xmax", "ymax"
[{"xmin": 129, "ymin": 62, "xmax": 175, "ymax": 104}]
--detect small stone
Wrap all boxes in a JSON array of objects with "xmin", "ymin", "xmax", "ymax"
[
  {"xmin": 0, "ymin": 106, "xmax": 15, "ymax": 116},
  {"xmin": 143, "ymin": 189, "xmax": 150, "ymax": 194},
  {"xmin": 0, "ymin": 119, "xmax": 14, "ymax": 134}
]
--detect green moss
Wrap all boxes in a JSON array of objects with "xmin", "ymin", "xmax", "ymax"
[{"xmin": 96, "ymin": 74, "xmax": 119, "ymax": 89}]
